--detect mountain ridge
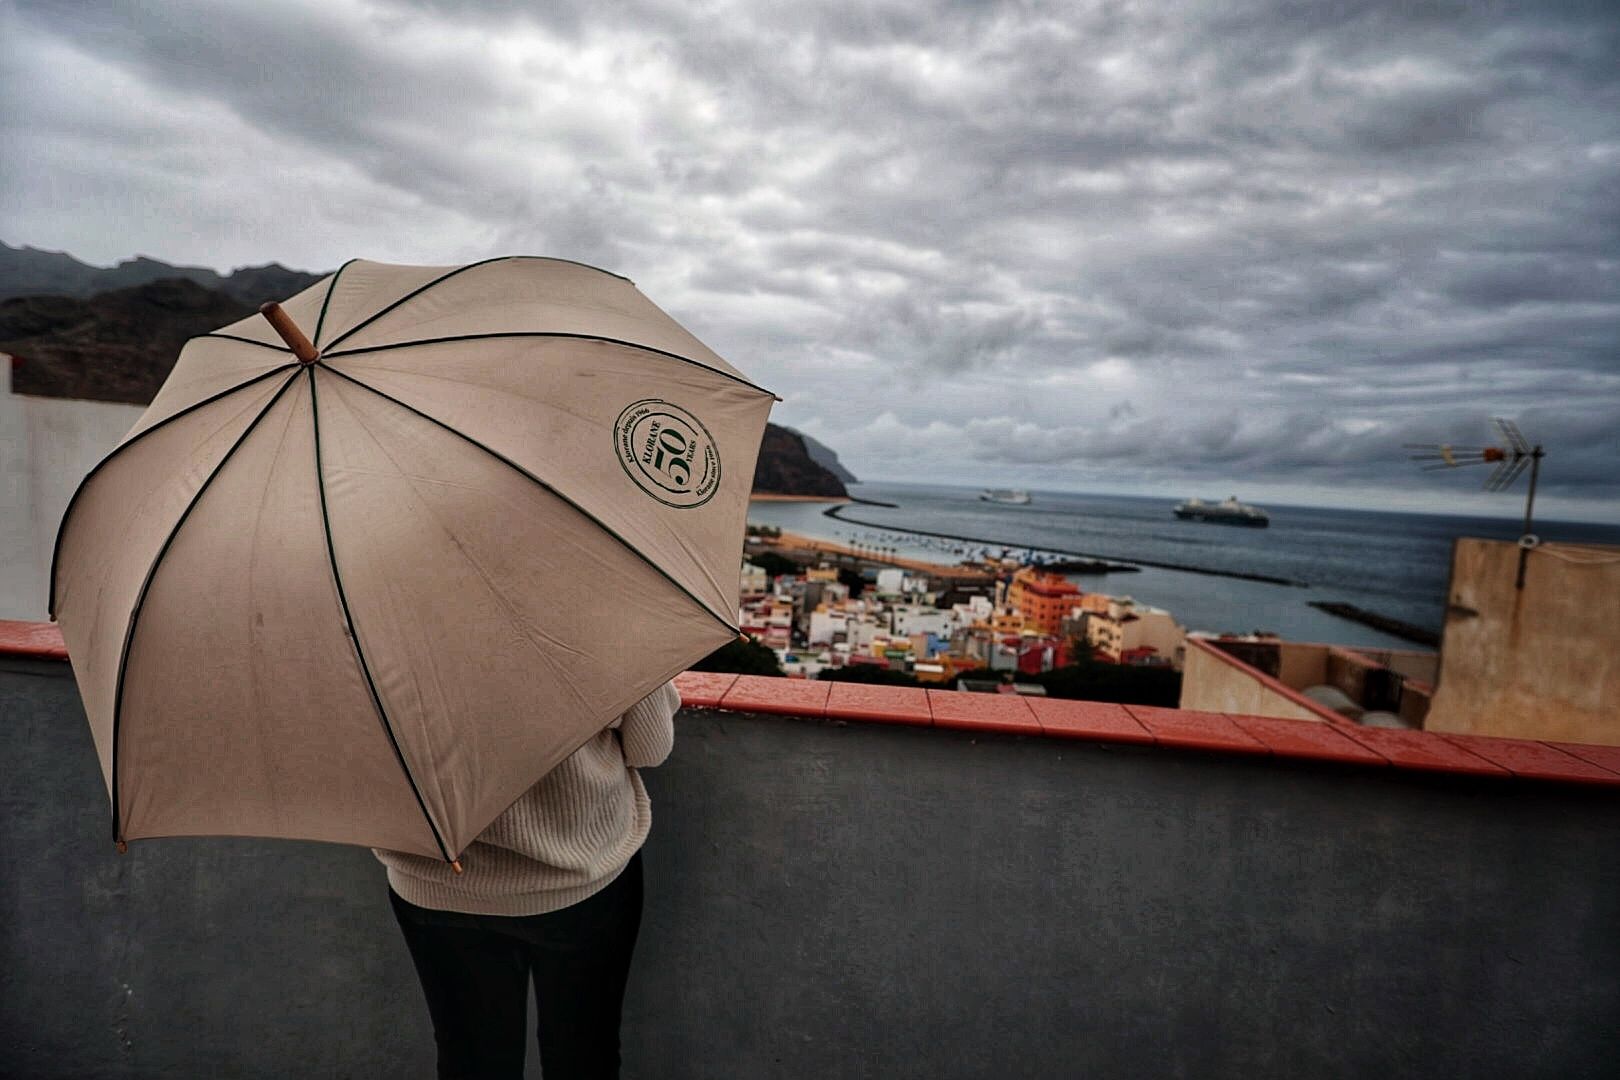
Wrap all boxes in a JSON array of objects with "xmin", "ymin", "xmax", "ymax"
[
  {"xmin": 0, "ymin": 243, "xmax": 847, "ymax": 498},
  {"xmin": 0, "ymin": 240, "xmax": 323, "ymax": 305},
  {"xmin": 783, "ymin": 427, "xmax": 858, "ymax": 484}
]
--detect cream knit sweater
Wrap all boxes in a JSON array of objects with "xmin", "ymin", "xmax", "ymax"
[{"xmin": 374, "ymin": 681, "xmax": 680, "ymax": 916}]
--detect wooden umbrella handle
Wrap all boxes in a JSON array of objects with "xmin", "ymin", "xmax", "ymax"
[{"xmin": 259, "ymin": 302, "xmax": 319, "ymax": 363}]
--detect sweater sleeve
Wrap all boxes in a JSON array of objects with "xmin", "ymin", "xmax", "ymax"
[{"xmin": 615, "ymin": 680, "xmax": 679, "ymax": 768}]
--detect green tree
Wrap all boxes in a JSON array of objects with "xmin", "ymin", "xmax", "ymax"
[
  {"xmin": 690, "ymin": 635, "xmax": 784, "ymax": 677},
  {"xmin": 816, "ymin": 664, "xmax": 921, "ymax": 687},
  {"xmin": 1032, "ymin": 660, "xmax": 1181, "ymax": 707},
  {"xmin": 748, "ymin": 551, "xmax": 801, "ymax": 578}
]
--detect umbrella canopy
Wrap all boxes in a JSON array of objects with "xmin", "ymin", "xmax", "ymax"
[{"xmin": 51, "ymin": 257, "xmax": 774, "ymax": 862}]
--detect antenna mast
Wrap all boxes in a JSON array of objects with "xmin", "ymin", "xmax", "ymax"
[{"xmin": 1406, "ymin": 418, "xmax": 1545, "ymax": 589}]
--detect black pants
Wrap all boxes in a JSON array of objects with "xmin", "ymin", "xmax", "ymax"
[{"xmin": 390, "ymin": 850, "xmax": 644, "ymax": 1080}]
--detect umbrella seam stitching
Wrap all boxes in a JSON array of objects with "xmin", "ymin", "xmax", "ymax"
[
  {"xmin": 313, "ymin": 258, "xmax": 360, "ymax": 350},
  {"xmin": 307, "ymin": 365, "xmax": 455, "ymax": 863},
  {"xmin": 323, "ymin": 331, "xmax": 776, "ymax": 399},
  {"xmin": 108, "ymin": 369, "xmax": 303, "ymax": 845},
  {"xmin": 49, "ymin": 363, "xmax": 301, "ymax": 619},
  {"xmin": 317, "ymin": 256, "xmax": 638, "ymax": 355},
  {"xmin": 314, "ymin": 362, "xmax": 743, "ymax": 637},
  {"xmin": 201, "ymin": 333, "xmax": 292, "ymax": 354}
]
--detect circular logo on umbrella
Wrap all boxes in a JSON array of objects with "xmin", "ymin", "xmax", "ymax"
[{"xmin": 614, "ymin": 399, "xmax": 722, "ymax": 508}]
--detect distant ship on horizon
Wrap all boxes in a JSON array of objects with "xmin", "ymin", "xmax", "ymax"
[
  {"xmin": 980, "ymin": 488, "xmax": 1032, "ymax": 505},
  {"xmin": 1174, "ymin": 495, "xmax": 1270, "ymax": 527}
]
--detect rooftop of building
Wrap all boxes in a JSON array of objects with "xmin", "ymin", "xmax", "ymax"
[{"xmin": 1185, "ymin": 635, "xmax": 1437, "ymax": 728}]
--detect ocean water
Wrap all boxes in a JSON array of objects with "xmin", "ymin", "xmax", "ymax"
[{"xmin": 747, "ymin": 482, "xmax": 1620, "ymax": 650}]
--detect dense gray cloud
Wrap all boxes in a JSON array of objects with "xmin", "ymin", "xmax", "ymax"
[{"xmin": 3, "ymin": 0, "xmax": 1617, "ymax": 519}]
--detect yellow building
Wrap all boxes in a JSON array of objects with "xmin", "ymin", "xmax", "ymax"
[{"xmin": 1085, "ymin": 596, "xmax": 1187, "ymax": 668}]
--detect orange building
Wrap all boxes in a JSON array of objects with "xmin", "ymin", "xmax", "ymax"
[{"xmin": 1006, "ymin": 567, "xmax": 1087, "ymax": 636}]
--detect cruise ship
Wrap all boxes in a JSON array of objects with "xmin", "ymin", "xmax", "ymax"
[
  {"xmin": 1173, "ymin": 495, "xmax": 1269, "ymax": 527},
  {"xmin": 980, "ymin": 489, "xmax": 1032, "ymax": 505}
]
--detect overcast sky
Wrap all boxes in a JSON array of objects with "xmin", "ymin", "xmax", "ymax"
[{"xmin": 4, "ymin": 0, "xmax": 1617, "ymax": 521}]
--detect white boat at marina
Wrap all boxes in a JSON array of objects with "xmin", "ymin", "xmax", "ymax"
[
  {"xmin": 1173, "ymin": 495, "xmax": 1269, "ymax": 527},
  {"xmin": 979, "ymin": 489, "xmax": 1032, "ymax": 505}
]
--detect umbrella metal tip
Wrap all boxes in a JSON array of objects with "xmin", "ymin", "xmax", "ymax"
[{"xmin": 451, "ymin": 859, "xmax": 465, "ymax": 874}]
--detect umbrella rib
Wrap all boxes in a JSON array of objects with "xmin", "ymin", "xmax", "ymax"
[
  {"xmin": 313, "ymin": 258, "xmax": 360, "ymax": 350},
  {"xmin": 323, "ymin": 332, "xmax": 777, "ymax": 399},
  {"xmin": 306, "ymin": 366, "xmax": 455, "ymax": 863},
  {"xmin": 315, "ymin": 362, "xmax": 743, "ymax": 637},
  {"xmin": 107, "ymin": 369, "xmax": 302, "ymax": 846},
  {"xmin": 319, "ymin": 257, "xmax": 514, "ymax": 354},
  {"xmin": 318, "ymin": 256, "xmax": 638, "ymax": 356},
  {"xmin": 49, "ymin": 363, "xmax": 302, "ymax": 618},
  {"xmin": 202, "ymin": 333, "xmax": 295, "ymax": 354}
]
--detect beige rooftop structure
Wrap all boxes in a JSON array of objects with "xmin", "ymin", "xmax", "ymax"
[
  {"xmin": 1424, "ymin": 537, "xmax": 1620, "ymax": 745},
  {"xmin": 1182, "ymin": 636, "xmax": 1437, "ymax": 728},
  {"xmin": 1182, "ymin": 536, "xmax": 1620, "ymax": 746}
]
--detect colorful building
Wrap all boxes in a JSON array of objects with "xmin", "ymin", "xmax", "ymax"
[
  {"xmin": 1085, "ymin": 596, "xmax": 1187, "ymax": 669},
  {"xmin": 1006, "ymin": 567, "xmax": 1087, "ymax": 636}
]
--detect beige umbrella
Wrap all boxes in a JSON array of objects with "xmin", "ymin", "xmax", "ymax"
[{"xmin": 51, "ymin": 257, "xmax": 773, "ymax": 867}]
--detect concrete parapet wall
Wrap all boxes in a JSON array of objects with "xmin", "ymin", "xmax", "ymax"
[
  {"xmin": 6, "ymin": 655, "xmax": 1620, "ymax": 1079},
  {"xmin": 1427, "ymin": 538, "xmax": 1620, "ymax": 745},
  {"xmin": 1374, "ymin": 648, "xmax": 1439, "ymax": 687},
  {"xmin": 1179, "ymin": 638, "xmax": 1330, "ymax": 721},
  {"xmin": 1277, "ymin": 641, "xmax": 1329, "ymax": 690}
]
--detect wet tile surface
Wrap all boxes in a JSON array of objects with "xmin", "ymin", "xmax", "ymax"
[
  {"xmin": 1440, "ymin": 734, "xmax": 1620, "ymax": 785},
  {"xmin": 1025, "ymin": 698, "xmax": 1153, "ymax": 744},
  {"xmin": 926, "ymin": 690, "xmax": 1042, "ymax": 735},
  {"xmin": 1334, "ymin": 726, "xmax": 1510, "ymax": 777},
  {"xmin": 719, "ymin": 675, "xmax": 831, "ymax": 717},
  {"xmin": 1126, "ymin": 705, "xmax": 1270, "ymax": 755},
  {"xmin": 1227, "ymin": 714, "xmax": 1388, "ymax": 766},
  {"xmin": 671, "ymin": 671, "xmax": 739, "ymax": 709},
  {"xmin": 824, "ymin": 683, "xmax": 933, "ymax": 726}
]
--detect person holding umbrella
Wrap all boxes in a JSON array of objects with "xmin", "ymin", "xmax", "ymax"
[
  {"xmin": 377, "ymin": 679, "xmax": 680, "ymax": 1079},
  {"xmin": 51, "ymin": 258, "xmax": 775, "ymax": 1079}
]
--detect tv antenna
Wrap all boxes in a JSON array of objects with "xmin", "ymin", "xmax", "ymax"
[{"xmin": 1406, "ymin": 418, "xmax": 1544, "ymax": 588}]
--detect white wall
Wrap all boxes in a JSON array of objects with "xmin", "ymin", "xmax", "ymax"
[
  {"xmin": 890, "ymin": 605, "xmax": 954, "ymax": 638},
  {"xmin": 1, "ymin": 372, "xmax": 142, "ymax": 621}
]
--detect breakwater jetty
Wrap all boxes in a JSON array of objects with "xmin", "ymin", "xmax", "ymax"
[
  {"xmin": 1307, "ymin": 602, "xmax": 1439, "ymax": 647},
  {"xmin": 822, "ymin": 505, "xmax": 1308, "ymax": 587}
]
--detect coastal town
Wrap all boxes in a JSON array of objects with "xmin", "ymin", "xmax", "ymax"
[
  {"xmin": 740, "ymin": 525, "xmax": 1186, "ymax": 691},
  {"xmin": 736, "ymin": 512, "xmax": 1618, "ymax": 748}
]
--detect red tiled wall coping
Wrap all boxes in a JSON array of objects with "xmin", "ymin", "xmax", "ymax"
[
  {"xmin": 673, "ymin": 670, "xmax": 1620, "ymax": 789},
  {"xmin": 6, "ymin": 620, "xmax": 1614, "ymax": 788},
  {"xmin": 0, "ymin": 620, "xmax": 68, "ymax": 660}
]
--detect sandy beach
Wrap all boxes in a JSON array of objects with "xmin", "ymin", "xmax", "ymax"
[{"xmin": 748, "ymin": 493, "xmax": 852, "ymax": 503}]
